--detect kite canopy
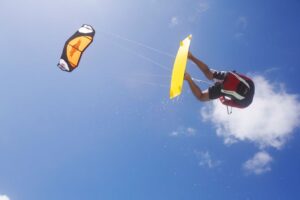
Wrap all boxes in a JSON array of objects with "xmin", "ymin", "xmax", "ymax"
[
  {"xmin": 58, "ymin": 24, "xmax": 95, "ymax": 72},
  {"xmin": 169, "ymin": 35, "xmax": 192, "ymax": 99}
]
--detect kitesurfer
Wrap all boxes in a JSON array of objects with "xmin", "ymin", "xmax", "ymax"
[{"xmin": 184, "ymin": 52, "xmax": 255, "ymax": 108}]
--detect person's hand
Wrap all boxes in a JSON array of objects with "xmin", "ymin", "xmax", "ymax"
[
  {"xmin": 188, "ymin": 51, "xmax": 193, "ymax": 60},
  {"xmin": 184, "ymin": 72, "xmax": 191, "ymax": 81}
]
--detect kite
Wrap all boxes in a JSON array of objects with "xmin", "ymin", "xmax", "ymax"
[
  {"xmin": 57, "ymin": 24, "xmax": 95, "ymax": 72},
  {"xmin": 169, "ymin": 35, "xmax": 192, "ymax": 99}
]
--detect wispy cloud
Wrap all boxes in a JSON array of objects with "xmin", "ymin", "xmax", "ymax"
[
  {"xmin": 264, "ymin": 67, "xmax": 280, "ymax": 74},
  {"xmin": 236, "ymin": 16, "xmax": 248, "ymax": 30},
  {"xmin": 195, "ymin": 151, "xmax": 221, "ymax": 168},
  {"xmin": 243, "ymin": 151, "xmax": 273, "ymax": 175},
  {"xmin": 234, "ymin": 16, "xmax": 248, "ymax": 43},
  {"xmin": 201, "ymin": 75, "xmax": 300, "ymax": 149},
  {"xmin": 170, "ymin": 126, "xmax": 196, "ymax": 137},
  {"xmin": 0, "ymin": 195, "xmax": 10, "ymax": 200},
  {"xmin": 169, "ymin": 1, "xmax": 210, "ymax": 26},
  {"xmin": 169, "ymin": 16, "xmax": 179, "ymax": 27},
  {"xmin": 234, "ymin": 32, "xmax": 244, "ymax": 40},
  {"xmin": 196, "ymin": 1, "xmax": 210, "ymax": 14},
  {"xmin": 188, "ymin": 0, "xmax": 210, "ymax": 23}
]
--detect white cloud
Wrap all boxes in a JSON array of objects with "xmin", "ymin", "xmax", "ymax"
[
  {"xmin": 264, "ymin": 67, "xmax": 280, "ymax": 74},
  {"xmin": 195, "ymin": 151, "xmax": 221, "ymax": 168},
  {"xmin": 243, "ymin": 151, "xmax": 273, "ymax": 175},
  {"xmin": 201, "ymin": 75, "xmax": 300, "ymax": 149},
  {"xmin": 234, "ymin": 17, "xmax": 248, "ymax": 43},
  {"xmin": 196, "ymin": 1, "xmax": 210, "ymax": 14},
  {"xmin": 169, "ymin": 16, "xmax": 179, "ymax": 27},
  {"xmin": 0, "ymin": 195, "xmax": 10, "ymax": 200},
  {"xmin": 188, "ymin": 1, "xmax": 210, "ymax": 23},
  {"xmin": 170, "ymin": 126, "xmax": 196, "ymax": 137},
  {"xmin": 187, "ymin": 127, "xmax": 196, "ymax": 135},
  {"xmin": 234, "ymin": 32, "xmax": 244, "ymax": 40},
  {"xmin": 236, "ymin": 16, "xmax": 248, "ymax": 30}
]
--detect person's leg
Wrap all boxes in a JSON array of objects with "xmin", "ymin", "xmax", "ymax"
[{"xmin": 188, "ymin": 52, "xmax": 214, "ymax": 80}]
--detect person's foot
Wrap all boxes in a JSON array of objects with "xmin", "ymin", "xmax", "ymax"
[
  {"xmin": 184, "ymin": 72, "xmax": 192, "ymax": 81},
  {"xmin": 188, "ymin": 51, "xmax": 193, "ymax": 60}
]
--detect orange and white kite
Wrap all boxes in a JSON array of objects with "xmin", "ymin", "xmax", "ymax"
[{"xmin": 58, "ymin": 24, "xmax": 95, "ymax": 72}]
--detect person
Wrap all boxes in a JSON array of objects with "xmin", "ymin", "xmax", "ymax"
[{"xmin": 184, "ymin": 52, "xmax": 255, "ymax": 108}]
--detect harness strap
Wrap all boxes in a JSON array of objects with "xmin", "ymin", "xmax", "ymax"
[{"xmin": 227, "ymin": 105, "xmax": 232, "ymax": 115}]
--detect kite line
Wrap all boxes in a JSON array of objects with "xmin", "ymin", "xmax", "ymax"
[{"xmin": 98, "ymin": 30, "xmax": 175, "ymax": 59}]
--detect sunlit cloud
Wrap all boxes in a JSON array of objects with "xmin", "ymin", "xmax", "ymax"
[
  {"xmin": 0, "ymin": 195, "xmax": 10, "ymax": 200},
  {"xmin": 201, "ymin": 75, "xmax": 300, "ymax": 175},
  {"xmin": 201, "ymin": 75, "xmax": 300, "ymax": 149},
  {"xmin": 243, "ymin": 151, "xmax": 273, "ymax": 175}
]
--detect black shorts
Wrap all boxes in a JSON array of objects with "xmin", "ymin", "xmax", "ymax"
[
  {"xmin": 208, "ymin": 82, "xmax": 223, "ymax": 99},
  {"xmin": 208, "ymin": 70, "xmax": 227, "ymax": 99}
]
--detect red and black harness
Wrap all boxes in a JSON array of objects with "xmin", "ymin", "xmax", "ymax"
[{"xmin": 219, "ymin": 71, "xmax": 253, "ymax": 109}]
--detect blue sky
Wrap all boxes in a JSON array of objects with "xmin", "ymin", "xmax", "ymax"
[{"xmin": 1, "ymin": 0, "xmax": 300, "ymax": 200}]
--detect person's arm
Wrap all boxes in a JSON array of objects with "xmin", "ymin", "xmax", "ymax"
[
  {"xmin": 184, "ymin": 73, "xmax": 210, "ymax": 101},
  {"xmin": 188, "ymin": 52, "xmax": 214, "ymax": 80}
]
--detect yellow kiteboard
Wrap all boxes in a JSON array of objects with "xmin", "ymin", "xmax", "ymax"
[{"xmin": 169, "ymin": 35, "xmax": 192, "ymax": 99}]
